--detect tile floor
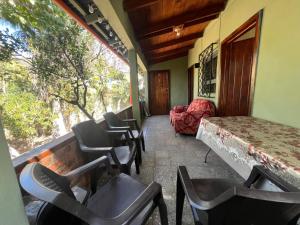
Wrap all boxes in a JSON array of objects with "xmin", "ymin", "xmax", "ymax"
[{"xmin": 132, "ymin": 115, "xmax": 243, "ymax": 225}]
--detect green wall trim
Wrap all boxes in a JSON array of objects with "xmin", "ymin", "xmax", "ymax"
[{"xmin": 0, "ymin": 120, "xmax": 29, "ymax": 225}]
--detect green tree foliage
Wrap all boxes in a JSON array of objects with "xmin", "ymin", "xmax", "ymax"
[
  {"xmin": 0, "ymin": 0, "xmax": 102, "ymax": 119},
  {"xmin": 0, "ymin": 0, "xmax": 130, "ymax": 153},
  {"xmin": 0, "ymin": 61, "xmax": 54, "ymax": 140}
]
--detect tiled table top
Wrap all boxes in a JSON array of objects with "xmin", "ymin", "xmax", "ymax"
[{"xmin": 197, "ymin": 116, "xmax": 300, "ymax": 187}]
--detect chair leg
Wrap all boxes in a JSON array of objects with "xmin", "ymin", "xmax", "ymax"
[
  {"xmin": 135, "ymin": 154, "xmax": 140, "ymax": 174},
  {"xmin": 136, "ymin": 140, "xmax": 143, "ymax": 164},
  {"xmin": 141, "ymin": 136, "xmax": 146, "ymax": 152},
  {"xmin": 122, "ymin": 165, "xmax": 131, "ymax": 176},
  {"xmin": 91, "ymin": 170, "xmax": 98, "ymax": 194},
  {"xmin": 176, "ymin": 172, "xmax": 185, "ymax": 225},
  {"xmin": 156, "ymin": 192, "xmax": 168, "ymax": 225},
  {"xmin": 204, "ymin": 148, "xmax": 212, "ymax": 163}
]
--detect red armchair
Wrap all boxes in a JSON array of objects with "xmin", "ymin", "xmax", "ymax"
[{"xmin": 170, "ymin": 99, "xmax": 215, "ymax": 135}]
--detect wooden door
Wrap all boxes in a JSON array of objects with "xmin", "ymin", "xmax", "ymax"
[
  {"xmin": 219, "ymin": 12, "xmax": 262, "ymax": 116},
  {"xmin": 149, "ymin": 70, "xmax": 170, "ymax": 115},
  {"xmin": 188, "ymin": 66, "xmax": 194, "ymax": 104},
  {"xmin": 219, "ymin": 38, "xmax": 255, "ymax": 116}
]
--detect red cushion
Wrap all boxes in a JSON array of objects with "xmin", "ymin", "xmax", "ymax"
[{"xmin": 169, "ymin": 99, "xmax": 215, "ymax": 134}]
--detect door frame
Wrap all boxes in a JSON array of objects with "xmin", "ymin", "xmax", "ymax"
[
  {"xmin": 148, "ymin": 70, "xmax": 171, "ymax": 115},
  {"xmin": 187, "ymin": 66, "xmax": 194, "ymax": 104},
  {"xmin": 219, "ymin": 10, "xmax": 263, "ymax": 116}
]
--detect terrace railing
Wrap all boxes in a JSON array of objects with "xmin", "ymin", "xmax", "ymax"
[{"xmin": 13, "ymin": 106, "xmax": 133, "ymax": 183}]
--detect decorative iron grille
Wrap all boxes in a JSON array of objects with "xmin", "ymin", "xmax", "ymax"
[{"xmin": 198, "ymin": 43, "xmax": 218, "ymax": 98}]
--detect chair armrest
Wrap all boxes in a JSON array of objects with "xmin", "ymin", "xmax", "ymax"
[
  {"xmin": 109, "ymin": 126, "xmax": 135, "ymax": 139},
  {"xmin": 109, "ymin": 182, "xmax": 162, "ymax": 225},
  {"xmin": 106, "ymin": 130, "xmax": 134, "ymax": 146},
  {"xmin": 236, "ymin": 187, "xmax": 300, "ymax": 203},
  {"xmin": 175, "ymin": 112, "xmax": 191, "ymax": 120},
  {"xmin": 122, "ymin": 119, "xmax": 140, "ymax": 132},
  {"xmin": 64, "ymin": 156, "xmax": 112, "ymax": 181},
  {"xmin": 123, "ymin": 119, "xmax": 137, "ymax": 122},
  {"xmin": 80, "ymin": 145, "xmax": 113, "ymax": 154},
  {"xmin": 177, "ymin": 166, "xmax": 234, "ymax": 211},
  {"xmin": 109, "ymin": 126, "xmax": 131, "ymax": 130},
  {"xmin": 80, "ymin": 144, "xmax": 122, "ymax": 167},
  {"xmin": 173, "ymin": 105, "xmax": 189, "ymax": 113}
]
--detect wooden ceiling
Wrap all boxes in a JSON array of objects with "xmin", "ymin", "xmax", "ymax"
[{"xmin": 124, "ymin": 0, "xmax": 227, "ymax": 65}]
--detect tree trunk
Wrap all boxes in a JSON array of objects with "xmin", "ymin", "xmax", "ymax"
[
  {"xmin": 77, "ymin": 103, "xmax": 94, "ymax": 120},
  {"xmin": 99, "ymin": 91, "xmax": 107, "ymax": 112}
]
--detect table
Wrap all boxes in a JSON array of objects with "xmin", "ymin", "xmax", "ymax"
[{"xmin": 196, "ymin": 116, "xmax": 300, "ymax": 188}]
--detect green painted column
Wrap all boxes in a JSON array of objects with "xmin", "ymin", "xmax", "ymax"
[
  {"xmin": 0, "ymin": 119, "xmax": 29, "ymax": 225},
  {"xmin": 128, "ymin": 48, "xmax": 141, "ymax": 126}
]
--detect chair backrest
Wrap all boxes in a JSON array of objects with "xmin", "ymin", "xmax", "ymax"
[
  {"xmin": 215, "ymin": 189, "xmax": 300, "ymax": 225},
  {"xmin": 20, "ymin": 163, "xmax": 75, "ymax": 203},
  {"xmin": 187, "ymin": 99, "xmax": 215, "ymax": 115},
  {"xmin": 72, "ymin": 119, "xmax": 111, "ymax": 148},
  {"xmin": 20, "ymin": 163, "xmax": 97, "ymax": 225},
  {"xmin": 198, "ymin": 166, "xmax": 300, "ymax": 225},
  {"xmin": 103, "ymin": 112, "xmax": 125, "ymax": 128}
]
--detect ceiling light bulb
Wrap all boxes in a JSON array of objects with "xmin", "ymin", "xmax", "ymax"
[
  {"xmin": 98, "ymin": 17, "xmax": 104, "ymax": 24},
  {"xmin": 88, "ymin": 4, "xmax": 94, "ymax": 14},
  {"xmin": 173, "ymin": 24, "xmax": 184, "ymax": 38},
  {"xmin": 105, "ymin": 24, "xmax": 110, "ymax": 30}
]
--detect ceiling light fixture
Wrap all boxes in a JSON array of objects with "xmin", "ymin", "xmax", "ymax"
[
  {"xmin": 173, "ymin": 24, "xmax": 184, "ymax": 37},
  {"xmin": 97, "ymin": 17, "xmax": 104, "ymax": 24},
  {"xmin": 105, "ymin": 24, "xmax": 110, "ymax": 30},
  {"xmin": 88, "ymin": 4, "xmax": 94, "ymax": 14}
]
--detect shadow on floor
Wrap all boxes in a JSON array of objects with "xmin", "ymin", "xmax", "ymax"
[{"xmin": 131, "ymin": 115, "xmax": 243, "ymax": 225}]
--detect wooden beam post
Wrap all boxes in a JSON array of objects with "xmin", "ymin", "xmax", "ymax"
[
  {"xmin": 128, "ymin": 49, "xmax": 141, "ymax": 125},
  {"xmin": 146, "ymin": 44, "xmax": 194, "ymax": 58},
  {"xmin": 123, "ymin": 0, "xmax": 159, "ymax": 12},
  {"xmin": 143, "ymin": 32, "xmax": 203, "ymax": 52},
  {"xmin": 149, "ymin": 51, "xmax": 188, "ymax": 65},
  {"xmin": 137, "ymin": 3, "xmax": 225, "ymax": 40}
]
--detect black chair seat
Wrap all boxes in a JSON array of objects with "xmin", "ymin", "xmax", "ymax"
[
  {"xmin": 72, "ymin": 120, "xmax": 139, "ymax": 175},
  {"xmin": 87, "ymin": 173, "xmax": 147, "ymax": 218},
  {"xmin": 20, "ymin": 157, "xmax": 169, "ymax": 225},
  {"xmin": 121, "ymin": 130, "xmax": 142, "ymax": 140},
  {"xmin": 72, "ymin": 186, "xmax": 90, "ymax": 204},
  {"xmin": 103, "ymin": 112, "xmax": 146, "ymax": 165},
  {"xmin": 176, "ymin": 166, "xmax": 300, "ymax": 225},
  {"xmin": 191, "ymin": 179, "xmax": 239, "ymax": 201},
  {"xmin": 107, "ymin": 146, "xmax": 132, "ymax": 166}
]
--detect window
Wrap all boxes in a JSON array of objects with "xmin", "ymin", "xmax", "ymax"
[{"xmin": 198, "ymin": 43, "xmax": 218, "ymax": 98}]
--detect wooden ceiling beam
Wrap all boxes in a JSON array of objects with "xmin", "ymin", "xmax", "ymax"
[
  {"xmin": 146, "ymin": 44, "xmax": 194, "ymax": 58},
  {"xmin": 148, "ymin": 51, "xmax": 188, "ymax": 65},
  {"xmin": 143, "ymin": 32, "xmax": 203, "ymax": 52},
  {"xmin": 137, "ymin": 3, "xmax": 225, "ymax": 40},
  {"xmin": 123, "ymin": 0, "xmax": 159, "ymax": 12}
]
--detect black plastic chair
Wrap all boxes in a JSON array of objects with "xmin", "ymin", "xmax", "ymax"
[
  {"xmin": 103, "ymin": 112, "xmax": 145, "ymax": 164},
  {"xmin": 72, "ymin": 119, "xmax": 139, "ymax": 175},
  {"xmin": 20, "ymin": 156, "xmax": 169, "ymax": 225},
  {"xmin": 24, "ymin": 158, "xmax": 101, "ymax": 225},
  {"xmin": 176, "ymin": 165, "xmax": 300, "ymax": 225}
]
